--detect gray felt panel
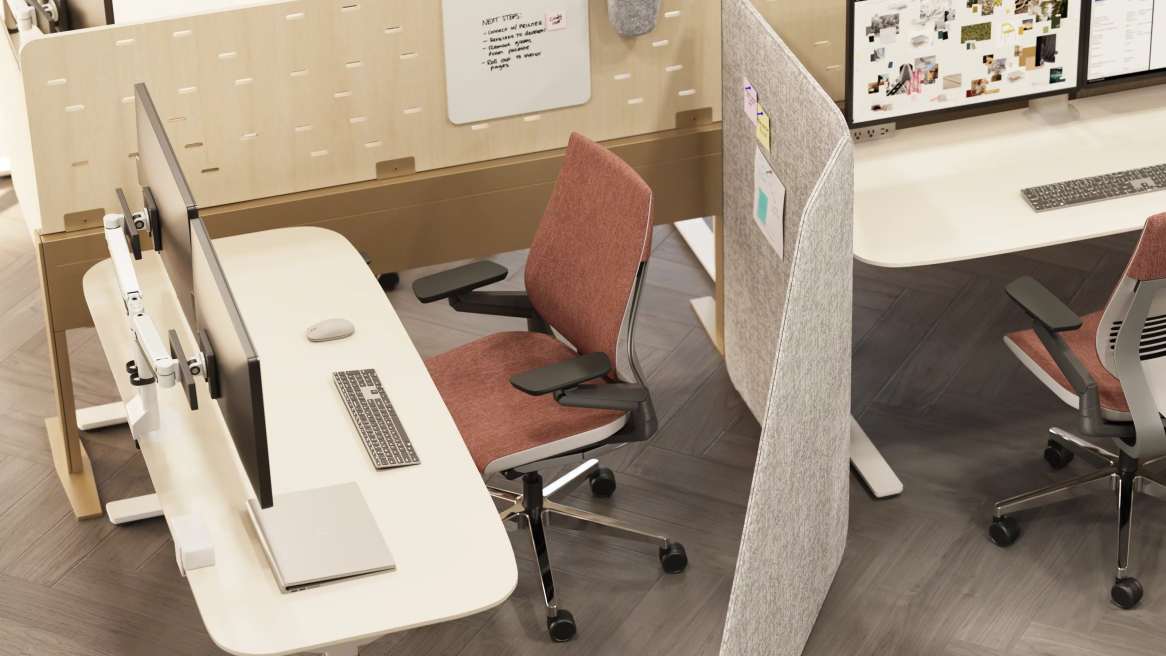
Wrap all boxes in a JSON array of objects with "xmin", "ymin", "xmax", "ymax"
[
  {"xmin": 718, "ymin": 1, "xmax": 853, "ymax": 655},
  {"xmin": 607, "ymin": 0, "xmax": 661, "ymax": 37}
]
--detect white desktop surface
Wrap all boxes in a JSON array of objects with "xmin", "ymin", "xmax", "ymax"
[
  {"xmin": 854, "ymin": 84, "xmax": 1166, "ymax": 268},
  {"xmin": 83, "ymin": 227, "xmax": 517, "ymax": 656}
]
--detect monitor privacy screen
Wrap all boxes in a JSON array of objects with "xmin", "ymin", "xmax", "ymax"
[{"xmin": 849, "ymin": 0, "xmax": 1081, "ymax": 126}]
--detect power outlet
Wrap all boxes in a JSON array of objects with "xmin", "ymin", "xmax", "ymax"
[{"xmin": 850, "ymin": 123, "xmax": 896, "ymax": 143}]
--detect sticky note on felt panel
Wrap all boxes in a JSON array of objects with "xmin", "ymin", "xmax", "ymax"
[
  {"xmin": 755, "ymin": 104, "xmax": 771, "ymax": 152},
  {"xmin": 743, "ymin": 78, "xmax": 758, "ymax": 125}
]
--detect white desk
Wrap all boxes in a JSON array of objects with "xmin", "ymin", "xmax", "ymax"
[
  {"xmin": 855, "ymin": 84, "xmax": 1166, "ymax": 268},
  {"xmin": 83, "ymin": 227, "xmax": 517, "ymax": 656}
]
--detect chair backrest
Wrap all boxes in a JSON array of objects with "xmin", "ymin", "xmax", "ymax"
[
  {"xmin": 525, "ymin": 133, "xmax": 654, "ymax": 381},
  {"xmin": 1096, "ymin": 213, "xmax": 1166, "ymax": 458}
]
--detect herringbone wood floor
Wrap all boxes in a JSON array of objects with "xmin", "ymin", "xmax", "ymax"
[{"xmin": 2, "ymin": 175, "xmax": 1166, "ymax": 655}]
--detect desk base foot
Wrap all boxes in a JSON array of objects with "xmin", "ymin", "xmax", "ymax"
[
  {"xmin": 107, "ymin": 493, "xmax": 163, "ymax": 525},
  {"xmin": 46, "ymin": 418, "xmax": 103, "ymax": 519},
  {"xmin": 851, "ymin": 416, "xmax": 903, "ymax": 499},
  {"xmin": 690, "ymin": 296, "xmax": 721, "ymax": 353},
  {"xmin": 77, "ymin": 402, "xmax": 129, "ymax": 431}
]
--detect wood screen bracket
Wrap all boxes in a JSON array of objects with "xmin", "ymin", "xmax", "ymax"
[{"xmin": 676, "ymin": 107, "xmax": 714, "ymax": 128}]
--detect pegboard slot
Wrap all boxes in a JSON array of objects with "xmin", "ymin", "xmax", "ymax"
[
  {"xmin": 286, "ymin": 12, "xmax": 304, "ymax": 20},
  {"xmin": 384, "ymin": 26, "xmax": 402, "ymax": 34},
  {"xmin": 172, "ymin": 29, "xmax": 193, "ymax": 38},
  {"xmin": 121, "ymin": 96, "xmax": 134, "ymax": 104},
  {"xmin": 185, "ymin": 142, "xmax": 204, "ymax": 149},
  {"xmin": 46, "ymin": 78, "xmax": 66, "ymax": 87},
  {"xmin": 665, "ymin": 10, "xmax": 681, "ymax": 18},
  {"xmin": 178, "ymin": 86, "xmax": 198, "ymax": 95},
  {"xmin": 364, "ymin": 140, "xmax": 383, "ymax": 149},
  {"xmin": 201, "ymin": 167, "xmax": 220, "ymax": 174},
  {"xmin": 349, "ymin": 116, "xmax": 368, "ymax": 124},
  {"xmin": 65, "ymin": 104, "xmax": 85, "ymax": 113},
  {"xmin": 341, "ymin": 3, "xmax": 359, "ymax": 12},
  {"xmin": 523, "ymin": 114, "xmax": 541, "ymax": 122},
  {"xmin": 115, "ymin": 38, "xmax": 135, "ymax": 47},
  {"xmin": 679, "ymin": 89, "xmax": 696, "ymax": 97},
  {"xmin": 403, "ymin": 106, "xmax": 422, "ymax": 115},
  {"xmin": 310, "ymin": 149, "xmax": 329, "ymax": 158},
  {"xmin": 294, "ymin": 125, "xmax": 313, "ymax": 133},
  {"xmin": 235, "ymin": 77, "xmax": 254, "ymax": 86},
  {"xmin": 345, "ymin": 60, "xmax": 363, "ymax": 69},
  {"xmin": 399, "ymin": 52, "xmax": 418, "ymax": 60},
  {"xmin": 470, "ymin": 123, "xmax": 489, "ymax": 131},
  {"xmin": 627, "ymin": 97, "xmax": 644, "ymax": 105},
  {"xmin": 240, "ymin": 132, "xmax": 258, "ymax": 141},
  {"xmin": 614, "ymin": 73, "xmax": 631, "ymax": 81},
  {"xmin": 218, "ymin": 51, "xmax": 238, "ymax": 60},
  {"xmin": 71, "ymin": 160, "xmax": 89, "ymax": 168},
  {"xmin": 652, "ymin": 40, "xmax": 669, "ymax": 48},
  {"xmin": 665, "ymin": 64, "xmax": 684, "ymax": 72},
  {"xmin": 334, "ymin": 90, "xmax": 353, "ymax": 98},
  {"xmin": 291, "ymin": 69, "xmax": 309, "ymax": 77},
  {"xmin": 168, "ymin": 116, "xmax": 186, "ymax": 123}
]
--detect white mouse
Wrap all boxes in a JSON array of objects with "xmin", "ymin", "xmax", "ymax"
[{"xmin": 307, "ymin": 318, "xmax": 355, "ymax": 342}]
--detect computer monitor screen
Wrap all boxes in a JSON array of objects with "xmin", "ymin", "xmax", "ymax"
[
  {"xmin": 1085, "ymin": 0, "xmax": 1166, "ymax": 81},
  {"xmin": 191, "ymin": 218, "xmax": 274, "ymax": 509},
  {"xmin": 848, "ymin": 0, "xmax": 1082, "ymax": 126},
  {"xmin": 135, "ymin": 82, "xmax": 199, "ymax": 327}
]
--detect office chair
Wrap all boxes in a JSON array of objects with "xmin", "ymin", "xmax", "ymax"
[
  {"xmin": 412, "ymin": 133, "xmax": 687, "ymax": 642},
  {"xmin": 992, "ymin": 213, "xmax": 1166, "ymax": 609}
]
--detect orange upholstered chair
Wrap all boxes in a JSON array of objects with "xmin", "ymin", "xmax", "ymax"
[
  {"xmin": 993, "ymin": 213, "xmax": 1166, "ymax": 610},
  {"xmin": 413, "ymin": 133, "xmax": 686, "ymax": 642}
]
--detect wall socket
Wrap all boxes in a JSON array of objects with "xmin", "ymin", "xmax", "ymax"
[{"xmin": 850, "ymin": 123, "xmax": 896, "ymax": 143}]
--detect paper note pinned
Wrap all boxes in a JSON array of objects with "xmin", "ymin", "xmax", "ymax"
[
  {"xmin": 753, "ymin": 146, "xmax": 786, "ymax": 259},
  {"xmin": 755, "ymin": 104, "xmax": 771, "ymax": 152},
  {"xmin": 743, "ymin": 78, "xmax": 758, "ymax": 124}
]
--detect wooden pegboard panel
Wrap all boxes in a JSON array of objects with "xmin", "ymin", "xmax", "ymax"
[{"xmin": 18, "ymin": 0, "xmax": 720, "ymax": 234}]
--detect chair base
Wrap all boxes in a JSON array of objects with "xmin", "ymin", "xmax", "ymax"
[
  {"xmin": 490, "ymin": 460, "xmax": 687, "ymax": 641},
  {"xmin": 990, "ymin": 428, "xmax": 1166, "ymax": 610}
]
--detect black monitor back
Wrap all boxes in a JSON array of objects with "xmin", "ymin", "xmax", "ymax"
[
  {"xmin": 135, "ymin": 82, "xmax": 199, "ymax": 327},
  {"xmin": 191, "ymin": 218, "xmax": 274, "ymax": 509}
]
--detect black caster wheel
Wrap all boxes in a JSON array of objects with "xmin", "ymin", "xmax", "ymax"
[
  {"xmin": 547, "ymin": 609, "xmax": 577, "ymax": 642},
  {"xmin": 588, "ymin": 467, "xmax": 617, "ymax": 498},
  {"xmin": 1043, "ymin": 440, "xmax": 1075, "ymax": 470},
  {"xmin": 988, "ymin": 516, "xmax": 1021, "ymax": 547},
  {"xmin": 378, "ymin": 272, "xmax": 400, "ymax": 291},
  {"xmin": 1112, "ymin": 578, "xmax": 1144, "ymax": 610},
  {"xmin": 659, "ymin": 542, "xmax": 688, "ymax": 574}
]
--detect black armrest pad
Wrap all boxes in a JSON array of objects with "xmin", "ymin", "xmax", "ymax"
[
  {"xmin": 1006, "ymin": 276, "xmax": 1083, "ymax": 333},
  {"xmin": 510, "ymin": 353, "xmax": 612, "ymax": 396},
  {"xmin": 413, "ymin": 260, "xmax": 508, "ymax": 304}
]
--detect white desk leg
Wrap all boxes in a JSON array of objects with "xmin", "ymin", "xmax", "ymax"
[
  {"xmin": 674, "ymin": 217, "xmax": 716, "ymax": 279},
  {"xmin": 107, "ymin": 493, "xmax": 163, "ymax": 525},
  {"xmin": 850, "ymin": 416, "xmax": 903, "ymax": 499},
  {"xmin": 77, "ymin": 402, "xmax": 129, "ymax": 431},
  {"xmin": 322, "ymin": 642, "xmax": 360, "ymax": 656}
]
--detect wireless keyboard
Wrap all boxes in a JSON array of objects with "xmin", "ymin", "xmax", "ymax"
[
  {"xmin": 1022, "ymin": 164, "xmax": 1166, "ymax": 212},
  {"xmin": 333, "ymin": 369, "xmax": 419, "ymax": 469}
]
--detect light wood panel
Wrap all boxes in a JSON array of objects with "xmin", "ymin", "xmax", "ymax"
[
  {"xmin": 16, "ymin": 0, "xmax": 720, "ymax": 234},
  {"xmin": 750, "ymin": 0, "xmax": 847, "ymax": 102}
]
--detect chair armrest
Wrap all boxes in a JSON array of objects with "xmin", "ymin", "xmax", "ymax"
[
  {"xmin": 510, "ymin": 353, "xmax": 612, "ymax": 396},
  {"xmin": 1006, "ymin": 276, "xmax": 1083, "ymax": 333},
  {"xmin": 413, "ymin": 260, "xmax": 508, "ymax": 304}
]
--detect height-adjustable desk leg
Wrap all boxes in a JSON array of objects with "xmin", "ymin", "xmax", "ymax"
[
  {"xmin": 850, "ymin": 416, "xmax": 903, "ymax": 499},
  {"xmin": 76, "ymin": 402, "xmax": 129, "ymax": 431}
]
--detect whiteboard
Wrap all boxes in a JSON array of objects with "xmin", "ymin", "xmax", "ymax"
[{"xmin": 441, "ymin": 0, "xmax": 592, "ymax": 125}]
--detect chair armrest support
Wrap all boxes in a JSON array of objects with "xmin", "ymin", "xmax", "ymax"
[
  {"xmin": 557, "ymin": 383, "xmax": 658, "ymax": 441},
  {"xmin": 1006, "ymin": 276, "xmax": 1083, "ymax": 333},
  {"xmin": 510, "ymin": 353, "xmax": 612, "ymax": 396},
  {"xmin": 413, "ymin": 260, "xmax": 509, "ymax": 304}
]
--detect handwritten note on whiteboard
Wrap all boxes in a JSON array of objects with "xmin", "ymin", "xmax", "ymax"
[{"xmin": 442, "ymin": 0, "xmax": 592, "ymax": 125}]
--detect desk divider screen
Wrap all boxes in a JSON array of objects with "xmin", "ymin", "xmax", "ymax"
[
  {"xmin": 16, "ymin": 0, "xmax": 720, "ymax": 235},
  {"xmin": 719, "ymin": 1, "xmax": 853, "ymax": 654}
]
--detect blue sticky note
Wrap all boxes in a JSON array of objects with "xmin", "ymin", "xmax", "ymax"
[{"xmin": 757, "ymin": 190, "xmax": 769, "ymax": 224}]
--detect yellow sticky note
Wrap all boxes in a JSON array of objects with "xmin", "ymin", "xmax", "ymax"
[{"xmin": 755, "ymin": 104, "xmax": 771, "ymax": 152}]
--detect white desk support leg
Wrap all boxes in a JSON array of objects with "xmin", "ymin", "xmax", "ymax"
[
  {"xmin": 107, "ymin": 493, "xmax": 163, "ymax": 525},
  {"xmin": 322, "ymin": 640, "xmax": 370, "ymax": 655},
  {"xmin": 850, "ymin": 416, "xmax": 903, "ymax": 499},
  {"xmin": 76, "ymin": 402, "xmax": 130, "ymax": 431}
]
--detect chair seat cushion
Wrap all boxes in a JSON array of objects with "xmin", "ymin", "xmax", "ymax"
[
  {"xmin": 1006, "ymin": 310, "xmax": 1129, "ymax": 415},
  {"xmin": 425, "ymin": 331, "xmax": 626, "ymax": 475}
]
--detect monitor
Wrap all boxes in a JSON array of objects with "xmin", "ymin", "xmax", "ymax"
[
  {"xmin": 1084, "ymin": 0, "xmax": 1166, "ymax": 82},
  {"xmin": 191, "ymin": 218, "xmax": 274, "ymax": 509},
  {"xmin": 847, "ymin": 0, "xmax": 1082, "ymax": 127},
  {"xmin": 135, "ymin": 82, "xmax": 199, "ymax": 327}
]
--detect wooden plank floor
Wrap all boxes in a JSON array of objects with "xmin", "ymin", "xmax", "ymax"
[{"xmin": 2, "ymin": 174, "xmax": 1166, "ymax": 655}]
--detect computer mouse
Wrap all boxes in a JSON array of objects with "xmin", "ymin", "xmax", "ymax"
[{"xmin": 307, "ymin": 318, "xmax": 355, "ymax": 342}]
